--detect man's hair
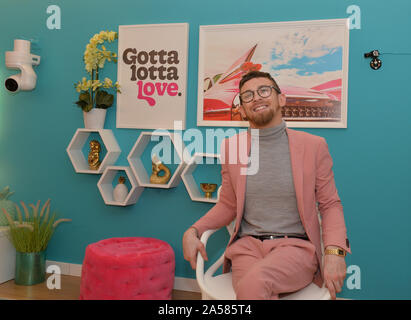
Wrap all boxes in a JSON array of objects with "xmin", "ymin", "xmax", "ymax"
[{"xmin": 239, "ymin": 71, "xmax": 281, "ymax": 93}]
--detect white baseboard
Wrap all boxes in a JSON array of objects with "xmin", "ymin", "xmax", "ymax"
[
  {"xmin": 45, "ymin": 260, "xmax": 82, "ymax": 277},
  {"xmin": 173, "ymin": 276, "xmax": 200, "ymax": 292},
  {"xmin": 45, "ymin": 260, "xmax": 200, "ymax": 293}
]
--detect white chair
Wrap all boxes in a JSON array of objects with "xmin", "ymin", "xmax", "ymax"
[{"xmin": 196, "ymin": 219, "xmax": 331, "ymax": 300}]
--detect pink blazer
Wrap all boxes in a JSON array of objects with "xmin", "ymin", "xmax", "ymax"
[{"xmin": 193, "ymin": 128, "xmax": 351, "ymax": 287}]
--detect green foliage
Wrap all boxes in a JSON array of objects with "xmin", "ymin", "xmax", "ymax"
[
  {"xmin": 0, "ymin": 186, "xmax": 17, "ymax": 226},
  {"xmin": 1, "ymin": 200, "xmax": 71, "ymax": 253},
  {"xmin": 75, "ymin": 92, "xmax": 93, "ymax": 112},
  {"xmin": 95, "ymin": 90, "xmax": 114, "ymax": 109},
  {"xmin": 74, "ymin": 89, "xmax": 115, "ymax": 111}
]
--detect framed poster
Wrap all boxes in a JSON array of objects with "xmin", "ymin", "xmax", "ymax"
[
  {"xmin": 116, "ymin": 23, "xmax": 188, "ymax": 129},
  {"xmin": 197, "ymin": 19, "xmax": 349, "ymax": 128}
]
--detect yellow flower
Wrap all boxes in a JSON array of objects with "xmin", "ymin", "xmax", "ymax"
[
  {"xmin": 107, "ymin": 31, "xmax": 117, "ymax": 42},
  {"xmin": 74, "ymin": 77, "xmax": 93, "ymax": 92},
  {"xmin": 81, "ymin": 30, "xmax": 118, "ymax": 74},
  {"xmin": 75, "ymin": 30, "xmax": 120, "ymax": 105},
  {"xmin": 91, "ymin": 80, "xmax": 102, "ymax": 91},
  {"xmin": 103, "ymin": 78, "xmax": 113, "ymax": 88}
]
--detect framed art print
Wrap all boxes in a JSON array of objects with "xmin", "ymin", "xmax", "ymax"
[
  {"xmin": 116, "ymin": 23, "xmax": 188, "ymax": 129},
  {"xmin": 197, "ymin": 19, "xmax": 349, "ymax": 128}
]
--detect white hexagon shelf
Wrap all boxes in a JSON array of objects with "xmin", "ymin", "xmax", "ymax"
[
  {"xmin": 127, "ymin": 131, "xmax": 189, "ymax": 188},
  {"xmin": 181, "ymin": 153, "xmax": 222, "ymax": 203},
  {"xmin": 66, "ymin": 129, "xmax": 121, "ymax": 174},
  {"xmin": 97, "ymin": 166, "xmax": 144, "ymax": 206}
]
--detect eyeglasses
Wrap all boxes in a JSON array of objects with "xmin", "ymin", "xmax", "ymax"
[{"xmin": 239, "ymin": 85, "xmax": 281, "ymax": 103}]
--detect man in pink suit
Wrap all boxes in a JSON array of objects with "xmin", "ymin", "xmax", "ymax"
[{"xmin": 183, "ymin": 71, "xmax": 350, "ymax": 300}]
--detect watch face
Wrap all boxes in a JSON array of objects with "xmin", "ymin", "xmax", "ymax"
[{"xmin": 338, "ymin": 249, "xmax": 345, "ymax": 256}]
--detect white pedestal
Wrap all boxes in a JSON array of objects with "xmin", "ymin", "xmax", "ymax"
[{"xmin": 0, "ymin": 227, "xmax": 16, "ymax": 284}]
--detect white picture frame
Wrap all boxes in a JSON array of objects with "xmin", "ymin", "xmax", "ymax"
[
  {"xmin": 116, "ymin": 23, "xmax": 188, "ymax": 129},
  {"xmin": 197, "ymin": 19, "xmax": 350, "ymax": 128}
]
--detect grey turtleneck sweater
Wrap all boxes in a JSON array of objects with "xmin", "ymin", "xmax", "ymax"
[{"xmin": 238, "ymin": 120, "xmax": 307, "ymax": 237}]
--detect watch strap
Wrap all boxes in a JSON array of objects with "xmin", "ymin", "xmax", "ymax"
[{"xmin": 324, "ymin": 248, "xmax": 346, "ymax": 257}]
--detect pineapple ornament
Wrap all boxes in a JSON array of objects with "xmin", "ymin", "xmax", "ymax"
[{"xmin": 0, "ymin": 186, "xmax": 17, "ymax": 226}]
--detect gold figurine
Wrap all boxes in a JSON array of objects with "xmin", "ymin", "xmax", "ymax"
[
  {"xmin": 88, "ymin": 140, "xmax": 101, "ymax": 170},
  {"xmin": 200, "ymin": 183, "xmax": 217, "ymax": 198},
  {"xmin": 150, "ymin": 153, "xmax": 171, "ymax": 184}
]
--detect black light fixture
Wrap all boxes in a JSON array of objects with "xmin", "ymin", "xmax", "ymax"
[{"xmin": 364, "ymin": 50, "xmax": 382, "ymax": 70}]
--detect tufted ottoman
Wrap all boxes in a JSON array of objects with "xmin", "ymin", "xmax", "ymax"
[{"xmin": 80, "ymin": 237, "xmax": 175, "ymax": 300}]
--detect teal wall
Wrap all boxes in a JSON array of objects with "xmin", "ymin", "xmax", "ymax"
[{"xmin": 1, "ymin": 0, "xmax": 410, "ymax": 299}]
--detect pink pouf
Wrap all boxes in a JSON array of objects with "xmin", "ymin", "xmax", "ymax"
[{"xmin": 80, "ymin": 237, "xmax": 175, "ymax": 300}]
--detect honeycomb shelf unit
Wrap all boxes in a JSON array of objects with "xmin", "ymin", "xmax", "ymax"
[
  {"xmin": 181, "ymin": 152, "xmax": 221, "ymax": 203},
  {"xmin": 127, "ymin": 131, "xmax": 189, "ymax": 188},
  {"xmin": 66, "ymin": 129, "xmax": 121, "ymax": 174},
  {"xmin": 97, "ymin": 166, "xmax": 144, "ymax": 206}
]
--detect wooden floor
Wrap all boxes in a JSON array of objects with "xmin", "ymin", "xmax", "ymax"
[{"xmin": 0, "ymin": 274, "xmax": 201, "ymax": 300}]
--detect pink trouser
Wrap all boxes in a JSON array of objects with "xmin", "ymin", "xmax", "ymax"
[{"xmin": 224, "ymin": 236, "xmax": 318, "ymax": 300}]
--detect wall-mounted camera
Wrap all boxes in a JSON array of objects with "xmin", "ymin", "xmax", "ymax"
[
  {"xmin": 4, "ymin": 39, "xmax": 41, "ymax": 92},
  {"xmin": 364, "ymin": 50, "xmax": 382, "ymax": 70}
]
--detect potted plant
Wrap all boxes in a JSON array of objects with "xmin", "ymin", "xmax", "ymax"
[
  {"xmin": 1, "ymin": 199, "xmax": 71, "ymax": 285},
  {"xmin": 74, "ymin": 30, "xmax": 121, "ymax": 129}
]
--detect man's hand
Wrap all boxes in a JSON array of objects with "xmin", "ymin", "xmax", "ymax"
[
  {"xmin": 323, "ymin": 246, "xmax": 347, "ymax": 300},
  {"xmin": 182, "ymin": 227, "xmax": 208, "ymax": 270}
]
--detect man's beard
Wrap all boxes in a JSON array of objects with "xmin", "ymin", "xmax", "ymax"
[{"xmin": 244, "ymin": 107, "xmax": 275, "ymax": 127}]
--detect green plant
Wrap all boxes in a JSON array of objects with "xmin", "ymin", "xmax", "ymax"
[
  {"xmin": 0, "ymin": 186, "xmax": 17, "ymax": 226},
  {"xmin": 74, "ymin": 30, "xmax": 121, "ymax": 112},
  {"xmin": 1, "ymin": 200, "xmax": 71, "ymax": 253}
]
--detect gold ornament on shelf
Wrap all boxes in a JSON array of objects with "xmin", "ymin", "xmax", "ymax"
[
  {"xmin": 88, "ymin": 140, "xmax": 101, "ymax": 170},
  {"xmin": 200, "ymin": 183, "xmax": 217, "ymax": 198},
  {"xmin": 150, "ymin": 154, "xmax": 171, "ymax": 184}
]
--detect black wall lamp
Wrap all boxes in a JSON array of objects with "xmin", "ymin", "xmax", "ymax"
[{"xmin": 364, "ymin": 50, "xmax": 382, "ymax": 70}]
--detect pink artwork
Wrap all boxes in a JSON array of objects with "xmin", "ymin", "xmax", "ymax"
[{"xmin": 197, "ymin": 19, "xmax": 349, "ymax": 128}]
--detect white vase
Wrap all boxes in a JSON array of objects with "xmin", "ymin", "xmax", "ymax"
[
  {"xmin": 83, "ymin": 108, "xmax": 107, "ymax": 129},
  {"xmin": 113, "ymin": 182, "xmax": 128, "ymax": 203}
]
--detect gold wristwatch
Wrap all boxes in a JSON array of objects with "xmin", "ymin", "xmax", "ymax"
[{"xmin": 324, "ymin": 248, "xmax": 346, "ymax": 257}]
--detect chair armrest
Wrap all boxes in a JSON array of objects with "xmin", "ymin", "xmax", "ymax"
[
  {"xmin": 196, "ymin": 229, "xmax": 218, "ymax": 277},
  {"xmin": 196, "ymin": 228, "xmax": 223, "ymax": 293}
]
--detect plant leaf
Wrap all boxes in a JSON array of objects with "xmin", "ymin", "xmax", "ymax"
[
  {"xmin": 75, "ymin": 92, "xmax": 93, "ymax": 111},
  {"xmin": 53, "ymin": 219, "xmax": 72, "ymax": 228},
  {"xmin": 1, "ymin": 208, "xmax": 15, "ymax": 227},
  {"xmin": 79, "ymin": 92, "xmax": 91, "ymax": 103},
  {"xmin": 95, "ymin": 90, "xmax": 114, "ymax": 109},
  {"xmin": 15, "ymin": 203, "xmax": 22, "ymax": 223},
  {"xmin": 29, "ymin": 204, "xmax": 38, "ymax": 219},
  {"xmin": 40, "ymin": 199, "xmax": 50, "ymax": 218},
  {"xmin": 20, "ymin": 201, "xmax": 30, "ymax": 221}
]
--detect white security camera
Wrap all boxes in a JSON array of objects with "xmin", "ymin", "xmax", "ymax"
[{"xmin": 5, "ymin": 39, "xmax": 41, "ymax": 92}]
